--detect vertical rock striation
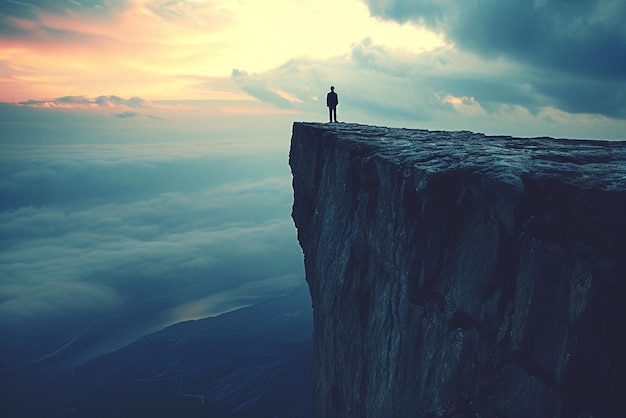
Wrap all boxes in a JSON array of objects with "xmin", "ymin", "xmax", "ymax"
[{"xmin": 289, "ymin": 122, "xmax": 626, "ymax": 418}]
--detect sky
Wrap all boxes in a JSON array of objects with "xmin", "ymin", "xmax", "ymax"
[
  {"xmin": 0, "ymin": 0, "xmax": 625, "ymax": 139},
  {"xmin": 0, "ymin": 0, "xmax": 625, "ymax": 369}
]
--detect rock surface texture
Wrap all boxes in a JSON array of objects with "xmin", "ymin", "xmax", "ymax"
[{"xmin": 289, "ymin": 122, "xmax": 626, "ymax": 418}]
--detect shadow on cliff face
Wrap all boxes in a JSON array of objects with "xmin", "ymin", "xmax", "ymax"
[
  {"xmin": 404, "ymin": 171, "xmax": 626, "ymax": 417},
  {"xmin": 516, "ymin": 177, "xmax": 626, "ymax": 417},
  {"xmin": 405, "ymin": 172, "xmax": 471, "ymax": 307}
]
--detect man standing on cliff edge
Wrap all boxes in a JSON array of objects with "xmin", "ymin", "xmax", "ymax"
[{"xmin": 327, "ymin": 86, "xmax": 338, "ymax": 122}]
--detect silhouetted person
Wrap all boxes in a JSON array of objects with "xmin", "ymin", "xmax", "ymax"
[{"xmin": 327, "ymin": 86, "xmax": 338, "ymax": 122}]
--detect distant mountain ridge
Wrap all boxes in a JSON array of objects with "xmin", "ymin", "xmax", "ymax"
[{"xmin": 1, "ymin": 286, "xmax": 313, "ymax": 418}]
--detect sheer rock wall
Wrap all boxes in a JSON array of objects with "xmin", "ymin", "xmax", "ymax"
[{"xmin": 289, "ymin": 122, "xmax": 626, "ymax": 418}]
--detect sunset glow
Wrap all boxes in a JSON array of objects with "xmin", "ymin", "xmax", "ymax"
[{"xmin": 0, "ymin": 0, "xmax": 443, "ymax": 103}]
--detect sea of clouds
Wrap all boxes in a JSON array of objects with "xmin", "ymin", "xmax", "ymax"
[{"xmin": 0, "ymin": 105, "xmax": 304, "ymax": 363}]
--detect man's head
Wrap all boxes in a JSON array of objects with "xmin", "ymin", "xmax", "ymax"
[{"xmin": 330, "ymin": 86, "xmax": 334, "ymax": 91}]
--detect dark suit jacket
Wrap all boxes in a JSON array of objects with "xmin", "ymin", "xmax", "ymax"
[{"xmin": 327, "ymin": 91, "xmax": 338, "ymax": 108}]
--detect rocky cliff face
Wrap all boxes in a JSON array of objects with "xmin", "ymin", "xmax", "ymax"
[{"xmin": 289, "ymin": 122, "xmax": 626, "ymax": 418}]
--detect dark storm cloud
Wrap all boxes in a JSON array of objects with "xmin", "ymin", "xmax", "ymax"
[
  {"xmin": 362, "ymin": 0, "xmax": 626, "ymax": 119},
  {"xmin": 348, "ymin": 38, "xmax": 552, "ymax": 115},
  {"xmin": 363, "ymin": 0, "xmax": 626, "ymax": 79},
  {"xmin": 534, "ymin": 74, "xmax": 626, "ymax": 117}
]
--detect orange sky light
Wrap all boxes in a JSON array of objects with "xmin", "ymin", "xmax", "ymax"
[{"xmin": 0, "ymin": 0, "xmax": 443, "ymax": 104}]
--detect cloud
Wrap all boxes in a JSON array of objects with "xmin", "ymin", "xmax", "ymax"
[
  {"xmin": 0, "ymin": 280, "xmax": 123, "ymax": 323},
  {"xmin": 96, "ymin": 95, "xmax": 148, "ymax": 107},
  {"xmin": 360, "ymin": 0, "xmax": 626, "ymax": 119},
  {"xmin": 145, "ymin": 0, "xmax": 235, "ymax": 28},
  {"xmin": 0, "ymin": 137, "xmax": 303, "ymax": 344},
  {"xmin": 231, "ymin": 37, "xmax": 626, "ymax": 138},
  {"xmin": 114, "ymin": 110, "xmax": 137, "ymax": 118},
  {"xmin": 362, "ymin": 0, "xmax": 626, "ymax": 78},
  {"xmin": 230, "ymin": 40, "xmax": 528, "ymax": 120},
  {"xmin": 232, "ymin": 69, "xmax": 299, "ymax": 109},
  {"xmin": 0, "ymin": 0, "xmax": 246, "ymax": 103},
  {"xmin": 0, "ymin": 0, "xmax": 130, "ymax": 39},
  {"xmin": 1, "ymin": 0, "xmax": 128, "ymax": 17},
  {"xmin": 232, "ymin": 49, "xmax": 435, "ymax": 122},
  {"xmin": 19, "ymin": 95, "xmax": 150, "ymax": 110},
  {"xmin": 0, "ymin": 188, "xmax": 298, "ymax": 314},
  {"xmin": 12, "ymin": 95, "xmax": 165, "ymax": 122}
]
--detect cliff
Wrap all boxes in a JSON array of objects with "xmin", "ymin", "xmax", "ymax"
[{"xmin": 289, "ymin": 122, "xmax": 626, "ymax": 418}]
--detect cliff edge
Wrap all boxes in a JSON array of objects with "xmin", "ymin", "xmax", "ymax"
[{"xmin": 289, "ymin": 122, "xmax": 626, "ymax": 418}]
